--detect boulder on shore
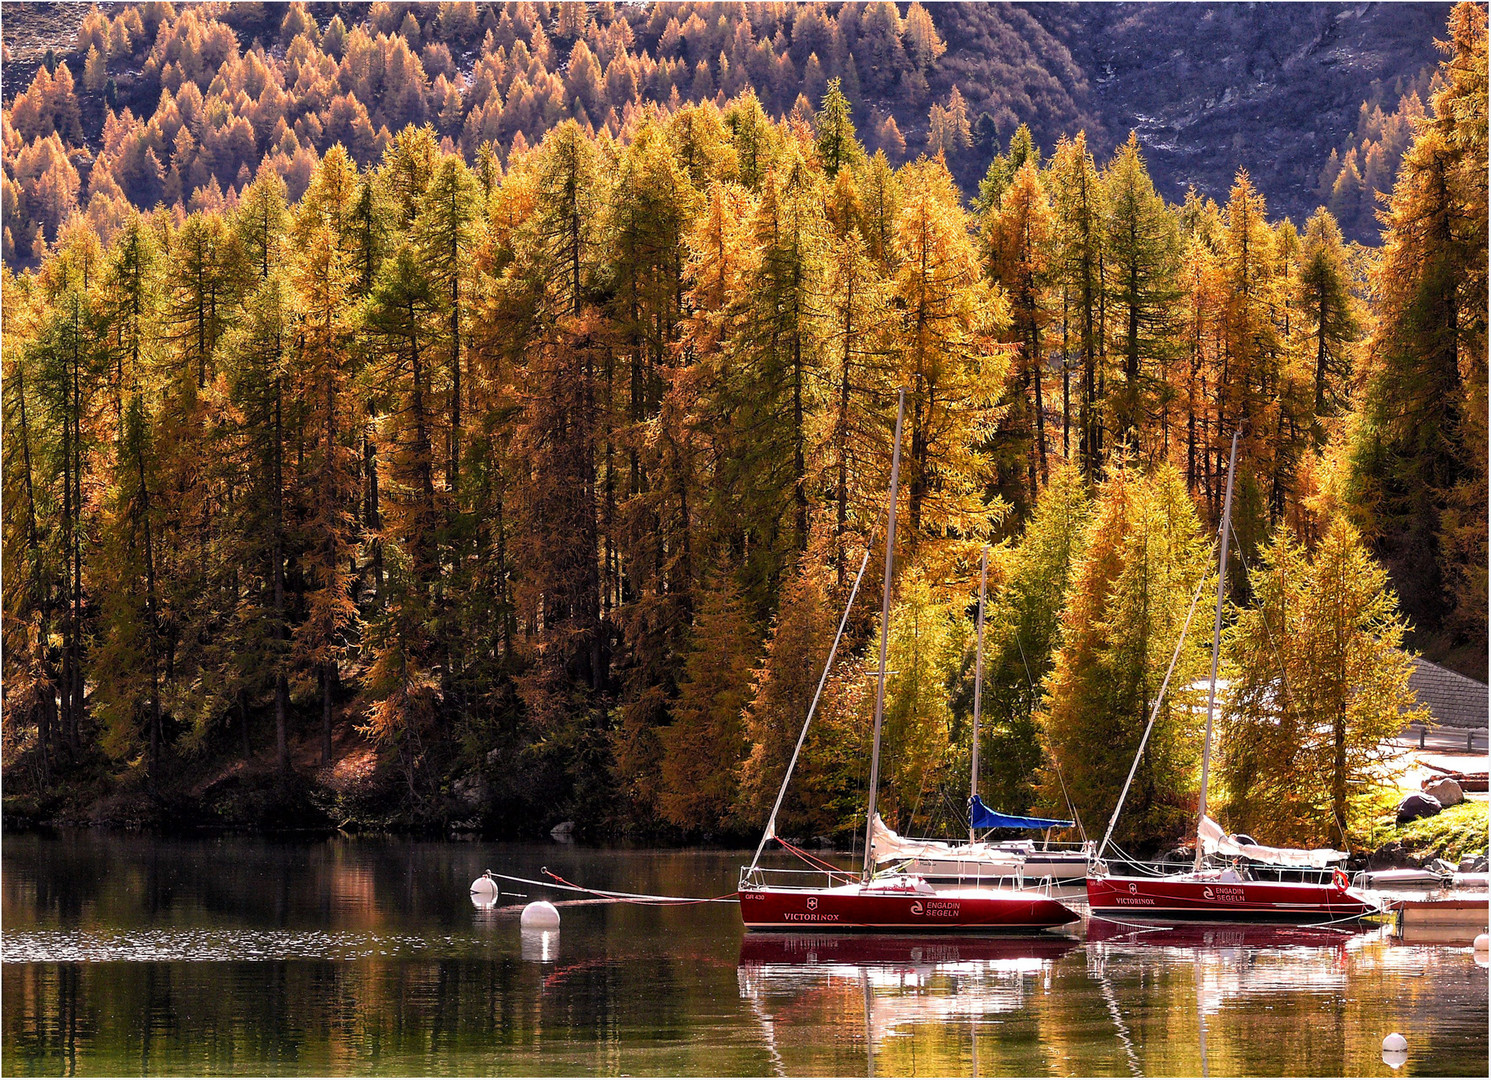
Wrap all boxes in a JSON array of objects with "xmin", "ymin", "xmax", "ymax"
[
  {"xmin": 1366, "ymin": 841, "xmax": 1421, "ymax": 869},
  {"xmin": 1395, "ymin": 792, "xmax": 1442, "ymax": 824},
  {"xmin": 1421, "ymin": 776, "xmax": 1464, "ymax": 807}
]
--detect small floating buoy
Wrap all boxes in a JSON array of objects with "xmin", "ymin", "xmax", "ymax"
[
  {"xmin": 470, "ymin": 872, "xmax": 499, "ymax": 905},
  {"xmin": 1381, "ymin": 1033, "xmax": 1407, "ymax": 1070},
  {"xmin": 521, "ymin": 900, "xmax": 561, "ymax": 929},
  {"xmin": 1474, "ymin": 932, "xmax": 1488, "ymax": 952}
]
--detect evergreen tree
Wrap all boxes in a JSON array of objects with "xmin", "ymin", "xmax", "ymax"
[
  {"xmin": 1103, "ymin": 133, "xmax": 1180, "ymax": 452},
  {"xmin": 1296, "ymin": 208, "xmax": 1359, "ymax": 440},
  {"xmin": 817, "ymin": 224, "xmax": 896, "ymax": 581},
  {"xmin": 983, "ymin": 160, "xmax": 1053, "ymax": 510},
  {"xmin": 877, "ymin": 566, "xmax": 968, "ymax": 835},
  {"xmin": 290, "ymin": 218, "xmax": 360, "ymax": 765},
  {"xmin": 219, "ymin": 272, "xmax": 297, "ymax": 775},
  {"xmin": 1216, "ymin": 170, "xmax": 1286, "ymax": 543},
  {"xmin": 657, "ymin": 564, "xmax": 758, "ymax": 832},
  {"xmin": 413, "ymin": 155, "xmax": 480, "ymax": 493},
  {"xmin": 890, "ymin": 157, "xmax": 1008, "ymax": 572},
  {"xmin": 1040, "ymin": 465, "xmax": 1212, "ymax": 847},
  {"xmin": 1220, "ymin": 517, "xmax": 1425, "ymax": 845},
  {"xmin": 814, "ymin": 78, "xmax": 864, "ymax": 180},
  {"xmin": 738, "ymin": 541, "xmax": 844, "ymax": 833},
  {"xmin": 1349, "ymin": 2, "xmax": 1487, "ymax": 646},
  {"xmin": 953, "ymin": 463, "xmax": 1093, "ymax": 815},
  {"xmin": 1047, "ymin": 132, "xmax": 1104, "ymax": 479},
  {"xmin": 717, "ymin": 158, "xmax": 826, "ymax": 608}
]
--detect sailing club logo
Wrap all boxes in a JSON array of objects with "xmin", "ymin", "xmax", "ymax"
[
  {"xmin": 1203, "ymin": 886, "xmax": 1214, "ymax": 900},
  {"xmin": 806, "ymin": 897, "xmax": 818, "ymax": 911},
  {"xmin": 910, "ymin": 901, "xmax": 924, "ymax": 915}
]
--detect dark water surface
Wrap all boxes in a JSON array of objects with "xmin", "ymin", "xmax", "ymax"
[{"xmin": 2, "ymin": 833, "xmax": 1486, "ymax": 1076}]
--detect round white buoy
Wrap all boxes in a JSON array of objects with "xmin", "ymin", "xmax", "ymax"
[
  {"xmin": 470, "ymin": 873, "xmax": 499, "ymax": 901},
  {"xmin": 1474, "ymin": 932, "xmax": 1488, "ymax": 952},
  {"xmin": 521, "ymin": 900, "xmax": 561, "ymax": 929},
  {"xmin": 1381, "ymin": 1033, "xmax": 1408, "ymax": 1070}
]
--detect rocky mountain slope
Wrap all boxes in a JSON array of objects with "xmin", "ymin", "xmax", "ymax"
[{"xmin": 1004, "ymin": 2, "xmax": 1451, "ymax": 234}]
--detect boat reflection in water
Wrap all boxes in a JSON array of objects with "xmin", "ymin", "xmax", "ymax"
[
  {"xmin": 1084, "ymin": 920, "xmax": 1387, "ymax": 1078},
  {"xmin": 738, "ymin": 933, "xmax": 1078, "ymax": 1074},
  {"xmin": 1083, "ymin": 917, "xmax": 1380, "ymax": 995},
  {"xmin": 740, "ymin": 932, "xmax": 1078, "ymax": 969},
  {"xmin": 1084, "ymin": 917, "xmax": 1375, "ymax": 952}
]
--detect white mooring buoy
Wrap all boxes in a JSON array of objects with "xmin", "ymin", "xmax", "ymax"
[
  {"xmin": 470, "ymin": 872, "xmax": 499, "ymax": 905},
  {"xmin": 1474, "ymin": 932, "xmax": 1489, "ymax": 952},
  {"xmin": 1381, "ymin": 1033, "xmax": 1407, "ymax": 1070},
  {"xmin": 521, "ymin": 900, "xmax": 561, "ymax": 929}
]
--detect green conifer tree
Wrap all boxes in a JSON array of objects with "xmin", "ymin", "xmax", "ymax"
[
  {"xmin": 1040, "ymin": 464, "xmax": 1211, "ymax": 846},
  {"xmin": 1220, "ymin": 517, "xmax": 1426, "ymax": 845}
]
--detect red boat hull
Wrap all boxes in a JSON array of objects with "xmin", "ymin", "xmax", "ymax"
[
  {"xmin": 1087, "ymin": 873, "xmax": 1378, "ymax": 921},
  {"xmin": 739, "ymin": 883, "xmax": 1077, "ymax": 932}
]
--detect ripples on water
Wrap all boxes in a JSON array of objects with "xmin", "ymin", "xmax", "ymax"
[
  {"xmin": 2, "ymin": 927, "xmax": 492, "ymax": 963},
  {"xmin": 2, "ymin": 833, "xmax": 1486, "ymax": 1077}
]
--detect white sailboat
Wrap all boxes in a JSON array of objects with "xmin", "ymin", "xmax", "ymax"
[
  {"xmin": 869, "ymin": 547, "xmax": 1094, "ymax": 886},
  {"xmin": 1086, "ymin": 433, "xmax": 1381, "ymax": 922},
  {"xmin": 737, "ymin": 390, "xmax": 1078, "ymax": 933}
]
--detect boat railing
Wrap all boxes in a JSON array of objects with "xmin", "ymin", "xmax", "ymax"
[
  {"xmin": 891, "ymin": 834, "xmax": 1095, "ymax": 855},
  {"xmin": 931, "ymin": 869, "xmax": 1030, "ymax": 890},
  {"xmin": 738, "ymin": 864, "xmax": 858, "ymax": 892},
  {"xmin": 1101, "ymin": 856, "xmax": 1352, "ymax": 887}
]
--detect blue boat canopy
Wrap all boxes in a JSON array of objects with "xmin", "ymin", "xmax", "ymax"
[{"xmin": 969, "ymin": 795, "xmax": 1073, "ymax": 830}]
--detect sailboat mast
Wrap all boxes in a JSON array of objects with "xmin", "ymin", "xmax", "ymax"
[
  {"xmin": 970, "ymin": 547, "xmax": 988, "ymax": 843},
  {"xmin": 864, "ymin": 389, "xmax": 905, "ymax": 881},
  {"xmin": 1195, "ymin": 431, "xmax": 1239, "ymax": 872}
]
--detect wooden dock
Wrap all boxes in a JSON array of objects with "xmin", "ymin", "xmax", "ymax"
[{"xmin": 1391, "ymin": 894, "xmax": 1489, "ymax": 944}]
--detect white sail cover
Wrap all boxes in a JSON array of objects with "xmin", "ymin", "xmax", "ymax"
[
  {"xmin": 869, "ymin": 815, "xmax": 1030, "ymax": 864},
  {"xmin": 1197, "ymin": 816, "xmax": 1347, "ymax": 868}
]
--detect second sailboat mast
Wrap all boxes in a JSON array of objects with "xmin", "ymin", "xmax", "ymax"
[
  {"xmin": 863, "ymin": 390, "xmax": 905, "ymax": 881},
  {"xmin": 970, "ymin": 547, "xmax": 988, "ymax": 843},
  {"xmin": 1194, "ymin": 431, "xmax": 1239, "ymax": 872}
]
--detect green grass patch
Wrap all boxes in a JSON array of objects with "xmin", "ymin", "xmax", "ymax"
[{"xmin": 1374, "ymin": 800, "xmax": 1488, "ymax": 863}]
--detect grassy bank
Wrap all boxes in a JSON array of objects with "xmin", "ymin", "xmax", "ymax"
[{"xmin": 1368, "ymin": 800, "xmax": 1488, "ymax": 865}]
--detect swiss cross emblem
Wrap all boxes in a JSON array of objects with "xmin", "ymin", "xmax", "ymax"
[
  {"xmin": 1128, "ymin": 882, "xmax": 1138, "ymax": 894},
  {"xmin": 806, "ymin": 897, "xmax": 818, "ymax": 911}
]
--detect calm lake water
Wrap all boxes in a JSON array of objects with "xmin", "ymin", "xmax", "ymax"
[{"xmin": 1, "ymin": 833, "xmax": 1486, "ymax": 1077}]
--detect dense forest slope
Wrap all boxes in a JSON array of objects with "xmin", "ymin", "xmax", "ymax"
[
  {"xmin": 1, "ymin": 2, "xmax": 1449, "ymax": 261},
  {"xmin": 1, "ymin": 3, "xmax": 1484, "ymax": 843}
]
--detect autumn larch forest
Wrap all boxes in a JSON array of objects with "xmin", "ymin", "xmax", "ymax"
[{"xmin": 1, "ymin": 2, "xmax": 1485, "ymax": 852}]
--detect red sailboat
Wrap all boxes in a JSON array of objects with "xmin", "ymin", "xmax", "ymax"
[
  {"xmin": 1085, "ymin": 433, "xmax": 1381, "ymax": 924},
  {"xmin": 738, "ymin": 391, "xmax": 1078, "ymax": 934}
]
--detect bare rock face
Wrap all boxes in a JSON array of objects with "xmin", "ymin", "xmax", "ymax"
[
  {"xmin": 1395, "ymin": 792, "xmax": 1442, "ymax": 824},
  {"xmin": 1422, "ymin": 776, "xmax": 1464, "ymax": 807},
  {"xmin": 1010, "ymin": 1, "xmax": 1452, "ymax": 240}
]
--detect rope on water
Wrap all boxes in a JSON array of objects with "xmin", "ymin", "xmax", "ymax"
[{"xmin": 481, "ymin": 869, "xmax": 739, "ymax": 905}]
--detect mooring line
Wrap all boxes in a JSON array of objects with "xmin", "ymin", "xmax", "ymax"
[{"xmin": 480, "ymin": 870, "xmax": 739, "ymax": 905}]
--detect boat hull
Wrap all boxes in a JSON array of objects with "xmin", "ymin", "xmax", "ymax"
[
  {"xmin": 1087, "ymin": 873, "xmax": 1379, "ymax": 921},
  {"xmin": 739, "ymin": 883, "xmax": 1077, "ymax": 932}
]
